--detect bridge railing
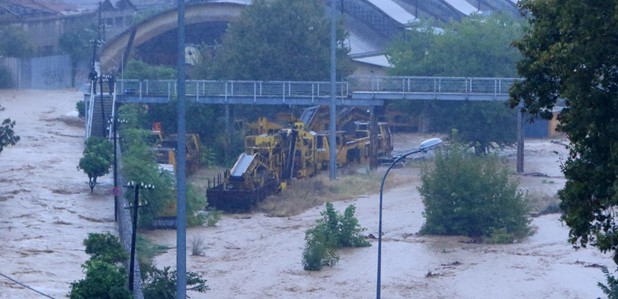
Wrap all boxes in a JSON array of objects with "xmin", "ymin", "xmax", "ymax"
[
  {"xmin": 117, "ymin": 79, "xmax": 349, "ymax": 100},
  {"xmin": 347, "ymin": 76, "xmax": 518, "ymax": 96}
]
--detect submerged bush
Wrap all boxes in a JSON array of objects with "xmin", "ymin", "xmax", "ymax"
[
  {"xmin": 302, "ymin": 203, "xmax": 370, "ymax": 270},
  {"xmin": 419, "ymin": 144, "xmax": 531, "ymax": 242}
]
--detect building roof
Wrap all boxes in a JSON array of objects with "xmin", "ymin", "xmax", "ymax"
[
  {"xmin": 115, "ymin": 0, "xmax": 136, "ymax": 11},
  {"xmin": 0, "ymin": 0, "xmax": 80, "ymax": 22}
]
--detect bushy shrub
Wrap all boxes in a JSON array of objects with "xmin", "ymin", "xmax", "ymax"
[
  {"xmin": 122, "ymin": 60, "xmax": 175, "ymax": 80},
  {"xmin": 302, "ymin": 223, "xmax": 339, "ymax": 271},
  {"xmin": 84, "ymin": 232, "xmax": 128, "ymax": 264},
  {"xmin": 142, "ymin": 266, "xmax": 208, "ymax": 299},
  {"xmin": 204, "ymin": 209, "xmax": 222, "ymax": 227},
  {"xmin": 419, "ymin": 144, "xmax": 531, "ymax": 242},
  {"xmin": 302, "ymin": 203, "xmax": 370, "ymax": 271},
  {"xmin": 69, "ymin": 233, "xmax": 131, "ymax": 299},
  {"xmin": 69, "ymin": 260, "xmax": 132, "ymax": 299},
  {"xmin": 76, "ymin": 100, "xmax": 85, "ymax": 118}
]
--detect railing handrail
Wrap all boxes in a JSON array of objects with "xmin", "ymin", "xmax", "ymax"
[{"xmin": 114, "ymin": 76, "xmax": 519, "ymax": 102}]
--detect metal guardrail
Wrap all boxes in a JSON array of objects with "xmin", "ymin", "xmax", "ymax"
[
  {"xmin": 349, "ymin": 76, "xmax": 517, "ymax": 101},
  {"xmin": 349, "ymin": 76, "xmax": 516, "ymax": 94},
  {"xmin": 117, "ymin": 79, "xmax": 349, "ymax": 101},
  {"xmin": 116, "ymin": 76, "xmax": 518, "ymax": 104}
]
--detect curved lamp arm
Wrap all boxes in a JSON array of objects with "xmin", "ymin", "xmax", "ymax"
[{"xmin": 376, "ymin": 137, "xmax": 442, "ymax": 299}]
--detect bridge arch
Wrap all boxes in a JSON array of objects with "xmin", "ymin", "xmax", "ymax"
[{"xmin": 100, "ymin": 2, "xmax": 246, "ymax": 72}]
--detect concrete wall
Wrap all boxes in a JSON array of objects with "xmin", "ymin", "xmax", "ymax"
[{"xmin": 0, "ymin": 55, "xmax": 72, "ymax": 89}]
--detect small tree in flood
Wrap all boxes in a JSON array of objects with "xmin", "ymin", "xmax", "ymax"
[
  {"xmin": 69, "ymin": 232, "xmax": 131, "ymax": 299},
  {"xmin": 77, "ymin": 137, "xmax": 112, "ymax": 193},
  {"xmin": 302, "ymin": 203, "xmax": 370, "ymax": 271},
  {"xmin": 0, "ymin": 116, "xmax": 19, "ymax": 154},
  {"xmin": 419, "ymin": 144, "xmax": 531, "ymax": 243}
]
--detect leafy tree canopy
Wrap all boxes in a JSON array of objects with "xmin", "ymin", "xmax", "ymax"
[
  {"xmin": 419, "ymin": 144, "xmax": 530, "ymax": 242},
  {"xmin": 69, "ymin": 233, "xmax": 131, "ymax": 299},
  {"xmin": 0, "ymin": 26, "xmax": 33, "ymax": 58},
  {"xmin": 510, "ymin": 0, "xmax": 618, "ymax": 262},
  {"xmin": 201, "ymin": 0, "xmax": 354, "ymax": 81},
  {"xmin": 142, "ymin": 266, "xmax": 209, "ymax": 299},
  {"xmin": 122, "ymin": 60, "xmax": 176, "ymax": 80},
  {"xmin": 69, "ymin": 259, "xmax": 131, "ymax": 299},
  {"xmin": 59, "ymin": 23, "xmax": 98, "ymax": 86},
  {"xmin": 387, "ymin": 13, "xmax": 523, "ymax": 77},
  {"xmin": 385, "ymin": 13, "xmax": 523, "ymax": 153},
  {"xmin": 83, "ymin": 232, "xmax": 128, "ymax": 264},
  {"xmin": 77, "ymin": 137, "xmax": 112, "ymax": 193}
]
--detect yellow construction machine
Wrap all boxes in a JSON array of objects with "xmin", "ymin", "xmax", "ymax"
[
  {"xmin": 206, "ymin": 106, "xmax": 393, "ymax": 212},
  {"xmin": 150, "ymin": 122, "xmax": 202, "ymax": 174}
]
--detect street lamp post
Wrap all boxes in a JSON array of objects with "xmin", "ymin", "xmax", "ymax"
[
  {"xmin": 125, "ymin": 181, "xmax": 153, "ymax": 293},
  {"xmin": 376, "ymin": 137, "xmax": 442, "ymax": 299}
]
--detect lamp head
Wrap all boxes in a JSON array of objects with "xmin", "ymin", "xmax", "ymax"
[{"xmin": 419, "ymin": 137, "xmax": 443, "ymax": 152}]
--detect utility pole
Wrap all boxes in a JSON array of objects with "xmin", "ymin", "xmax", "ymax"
[
  {"xmin": 176, "ymin": 0, "xmax": 188, "ymax": 297},
  {"xmin": 329, "ymin": 0, "xmax": 337, "ymax": 180},
  {"xmin": 125, "ymin": 181, "xmax": 153, "ymax": 293}
]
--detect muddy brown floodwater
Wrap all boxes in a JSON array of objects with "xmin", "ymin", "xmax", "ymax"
[
  {"xmin": 0, "ymin": 89, "xmax": 115, "ymax": 298},
  {"xmin": 0, "ymin": 89, "xmax": 615, "ymax": 298}
]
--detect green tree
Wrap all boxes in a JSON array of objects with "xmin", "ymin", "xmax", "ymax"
[
  {"xmin": 69, "ymin": 260, "xmax": 132, "ymax": 299},
  {"xmin": 69, "ymin": 233, "xmax": 131, "ymax": 299},
  {"xmin": 0, "ymin": 26, "xmax": 33, "ymax": 58},
  {"xmin": 0, "ymin": 115, "xmax": 20, "ymax": 154},
  {"xmin": 122, "ymin": 60, "xmax": 176, "ymax": 80},
  {"xmin": 78, "ymin": 137, "xmax": 113, "ymax": 193},
  {"xmin": 387, "ymin": 13, "xmax": 523, "ymax": 77},
  {"xmin": 385, "ymin": 13, "xmax": 523, "ymax": 152},
  {"xmin": 419, "ymin": 145, "xmax": 530, "ymax": 242},
  {"xmin": 83, "ymin": 232, "xmax": 129, "ymax": 264},
  {"xmin": 59, "ymin": 25, "xmax": 97, "ymax": 87},
  {"xmin": 142, "ymin": 266, "xmax": 208, "ymax": 299},
  {"xmin": 509, "ymin": 0, "xmax": 618, "ymax": 261},
  {"xmin": 118, "ymin": 105, "xmax": 207, "ymax": 228},
  {"xmin": 204, "ymin": 0, "xmax": 353, "ymax": 81},
  {"xmin": 450, "ymin": 102, "xmax": 517, "ymax": 154}
]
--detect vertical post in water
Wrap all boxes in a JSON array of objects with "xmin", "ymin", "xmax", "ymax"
[
  {"xmin": 517, "ymin": 102, "xmax": 524, "ymax": 174},
  {"xmin": 329, "ymin": 0, "xmax": 337, "ymax": 180},
  {"xmin": 176, "ymin": 0, "xmax": 187, "ymax": 297}
]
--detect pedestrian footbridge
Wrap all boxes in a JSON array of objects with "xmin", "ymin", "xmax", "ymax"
[{"xmin": 114, "ymin": 76, "xmax": 517, "ymax": 106}]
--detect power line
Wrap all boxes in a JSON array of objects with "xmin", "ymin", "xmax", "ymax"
[{"xmin": 0, "ymin": 272, "xmax": 56, "ymax": 299}]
